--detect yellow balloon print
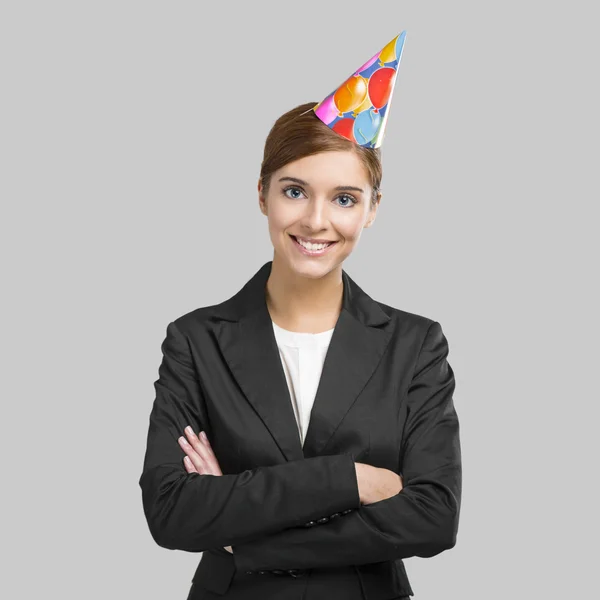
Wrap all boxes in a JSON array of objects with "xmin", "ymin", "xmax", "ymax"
[
  {"xmin": 352, "ymin": 93, "xmax": 373, "ymax": 117},
  {"xmin": 379, "ymin": 35, "xmax": 399, "ymax": 64}
]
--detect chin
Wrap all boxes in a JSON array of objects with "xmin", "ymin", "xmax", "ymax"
[{"xmin": 286, "ymin": 256, "xmax": 343, "ymax": 280}]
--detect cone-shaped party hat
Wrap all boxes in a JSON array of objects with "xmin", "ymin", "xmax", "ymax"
[{"xmin": 311, "ymin": 31, "xmax": 406, "ymax": 148}]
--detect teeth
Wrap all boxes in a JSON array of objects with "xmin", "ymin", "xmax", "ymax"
[{"xmin": 296, "ymin": 237, "xmax": 331, "ymax": 251}]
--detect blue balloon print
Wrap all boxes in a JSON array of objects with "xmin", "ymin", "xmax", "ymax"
[{"xmin": 353, "ymin": 109, "xmax": 382, "ymax": 145}]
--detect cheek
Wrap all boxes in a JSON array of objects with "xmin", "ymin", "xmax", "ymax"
[
  {"xmin": 266, "ymin": 213, "xmax": 293, "ymax": 246},
  {"xmin": 338, "ymin": 220, "xmax": 365, "ymax": 242},
  {"xmin": 267, "ymin": 201, "xmax": 293, "ymax": 225},
  {"xmin": 265, "ymin": 207, "xmax": 285, "ymax": 232},
  {"xmin": 268, "ymin": 205, "xmax": 305, "ymax": 237}
]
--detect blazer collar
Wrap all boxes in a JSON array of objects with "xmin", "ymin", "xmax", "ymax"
[{"xmin": 214, "ymin": 260, "xmax": 392, "ymax": 462}]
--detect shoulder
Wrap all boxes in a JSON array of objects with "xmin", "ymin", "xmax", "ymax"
[
  {"xmin": 373, "ymin": 299, "xmax": 449, "ymax": 357},
  {"xmin": 376, "ymin": 298, "xmax": 437, "ymax": 332},
  {"xmin": 166, "ymin": 302, "xmax": 223, "ymax": 336}
]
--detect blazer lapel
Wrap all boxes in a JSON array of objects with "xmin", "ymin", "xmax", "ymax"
[{"xmin": 214, "ymin": 260, "xmax": 392, "ymax": 463}]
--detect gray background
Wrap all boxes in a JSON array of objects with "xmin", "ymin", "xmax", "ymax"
[{"xmin": 1, "ymin": 1, "xmax": 597, "ymax": 598}]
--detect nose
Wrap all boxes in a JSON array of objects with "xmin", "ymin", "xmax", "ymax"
[{"xmin": 302, "ymin": 196, "xmax": 328, "ymax": 231}]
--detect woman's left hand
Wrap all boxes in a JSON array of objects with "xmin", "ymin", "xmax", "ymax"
[
  {"xmin": 179, "ymin": 426, "xmax": 223, "ymax": 476},
  {"xmin": 178, "ymin": 426, "xmax": 233, "ymax": 554}
]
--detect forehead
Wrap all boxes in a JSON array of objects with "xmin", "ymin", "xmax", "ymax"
[{"xmin": 277, "ymin": 151, "xmax": 369, "ymax": 188}]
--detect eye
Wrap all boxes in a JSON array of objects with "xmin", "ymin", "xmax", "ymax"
[
  {"xmin": 335, "ymin": 194, "xmax": 357, "ymax": 208},
  {"xmin": 283, "ymin": 186, "xmax": 305, "ymax": 200}
]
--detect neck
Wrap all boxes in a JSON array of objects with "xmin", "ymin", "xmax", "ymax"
[{"xmin": 265, "ymin": 254, "xmax": 343, "ymax": 333}]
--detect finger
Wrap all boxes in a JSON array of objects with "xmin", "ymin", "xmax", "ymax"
[
  {"xmin": 199, "ymin": 431, "xmax": 223, "ymax": 475},
  {"xmin": 198, "ymin": 433, "xmax": 223, "ymax": 476},
  {"xmin": 180, "ymin": 431, "xmax": 217, "ymax": 475},
  {"xmin": 183, "ymin": 455, "xmax": 198, "ymax": 474},
  {"xmin": 184, "ymin": 427, "xmax": 212, "ymax": 462},
  {"xmin": 178, "ymin": 435, "xmax": 206, "ymax": 473},
  {"xmin": 185, "ymin": 427, "xmax": 222, "ymax": 476}
]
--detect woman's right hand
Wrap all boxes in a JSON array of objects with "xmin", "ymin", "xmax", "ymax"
[{"xmin": 354, "ymin": 462, "xmax": 403, "ymax": 505}]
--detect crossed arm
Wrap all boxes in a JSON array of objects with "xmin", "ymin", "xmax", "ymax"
[
  {"xmin": 139, "ymin": 321, "xmax": 362, "ymax": 551},
  {"xmin": 139, "ymin": 320, "xmax": 461, "ymax": 570},
  {"xmin": 177, "ymin": 427, "xmax": 403, "ymax": 555}
]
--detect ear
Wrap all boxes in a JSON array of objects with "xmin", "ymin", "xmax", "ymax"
[
  {"xmin": 364, "ymin": 191, "xmax": 382, "ymax": 228},
  {"xmin": 258, "ymin": 178, "xmax": 267, "ymax": 215}
]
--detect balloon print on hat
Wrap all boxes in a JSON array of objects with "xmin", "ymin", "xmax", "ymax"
[{"xmin": 312, "ymin": 31, "xmax": 407, "ymax": 148}]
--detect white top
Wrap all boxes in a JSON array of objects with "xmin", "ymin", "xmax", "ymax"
[{"xmin": 271, "ymin": 320, "xmax": 335, "ymax": 447}]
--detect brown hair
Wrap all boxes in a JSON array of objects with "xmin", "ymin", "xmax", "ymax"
[{"xmin": 259, "ymin": 102, "xmax": 382, "ymax": 207}]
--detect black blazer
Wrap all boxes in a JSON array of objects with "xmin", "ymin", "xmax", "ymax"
[{"xmin": 139, "ymin": 260, "xmax": 462, "ymax": 599}]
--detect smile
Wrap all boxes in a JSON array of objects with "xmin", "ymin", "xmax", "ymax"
[{"xmin": 289, "ymin": 234, "xmax": 338, "ymax": 256}]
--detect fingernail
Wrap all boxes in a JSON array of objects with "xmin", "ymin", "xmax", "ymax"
[
  {"xmin": 200, "ymin": 431, "xmax": 207, "ymax": 441},
  {"xmin": 179, "ymin": 436, "xmax": 188, "ymax": 445}
]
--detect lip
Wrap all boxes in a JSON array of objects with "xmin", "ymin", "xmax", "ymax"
[
  {"xmin": 294, "ymin": 235, "xmax": 336, "ymax": 244},
  {"xmin": 289, "ymin": 234, "xmax": 338, "ymax": 257}
]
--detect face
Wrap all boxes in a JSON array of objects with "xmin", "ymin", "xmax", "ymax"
[{"xmin": 258, "ymin": 151, "xmax": 381, "ymax": 280}]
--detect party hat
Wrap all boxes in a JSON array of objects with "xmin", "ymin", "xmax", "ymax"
[{"xmin": 311, "ymin": 31, "xmax": 406, "ymax": 148}]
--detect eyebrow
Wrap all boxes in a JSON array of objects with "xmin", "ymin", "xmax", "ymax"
[{"xmin": 278, "ymin": 176, "xmax": 364, "ymax": 194}]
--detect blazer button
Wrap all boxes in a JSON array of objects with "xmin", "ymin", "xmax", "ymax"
[
  {"xmin": 341, "ymin": 509, "xmax": 353, "ymax": 515},
  {"xmin": 302, "ymin": 520, "xmax": 317, "ymax": 527},
  {"xmin": 317, "ymin": 516, "xmax": 330, "ymax": 524},
  {"xmin": 287, "ymin": 569, "xmax": 308, "ymax": 578},
  {"xmin": 271, "ymin": 569, "xmax": 286, "ymax": 576},
  {"xmin": 258, "ymin": 571, "xmax": 266, "ymax": 575},
  {"xmin": 329, "ymin": 512, "xmax": 341, "ymax": 519}
]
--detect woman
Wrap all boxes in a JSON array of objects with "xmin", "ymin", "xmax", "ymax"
[{"xmin": 139, "ymin": 33, "xmax": 461, "ymax": 600}]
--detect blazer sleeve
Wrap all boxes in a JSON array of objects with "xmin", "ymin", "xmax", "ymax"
[
  {"xmin": 138, "ymin": 320, "xmax": 361, "ymax": 553},
  {"xmin": 231, "ymin": 320, "xmax": 462, "ymax": 571}
]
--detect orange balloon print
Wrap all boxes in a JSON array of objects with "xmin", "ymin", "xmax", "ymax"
[{"xmin": 333, "ymin": 75, "xmax": 368, "ymax": 114}]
